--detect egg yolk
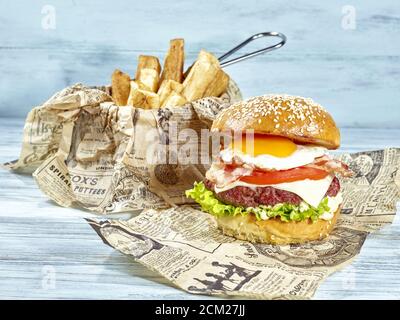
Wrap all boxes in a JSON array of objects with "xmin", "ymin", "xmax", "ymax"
[{"xmin": 231, "ymin": 134, "xmax": 297, "ymax": 158}]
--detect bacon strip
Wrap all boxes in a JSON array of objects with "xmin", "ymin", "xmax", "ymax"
[
  {"xmin": 206, "ymin": 155, "xmax": 353, "ymax": 188},
  {"xmin": 306, "ymin": 155, "xmax": 354, "ymax": 177},
  {"xmin": 205, "ymin": 162, "xmax": 252, "ymax": 187}
]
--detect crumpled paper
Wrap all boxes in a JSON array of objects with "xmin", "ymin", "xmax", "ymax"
[
  {"xmin": 88, "ymin": 148, "xmax": 400, "ymax": 299},
  {"xmin": 7, "ymin": 81, "xmax": 242, "ymax": 213}
]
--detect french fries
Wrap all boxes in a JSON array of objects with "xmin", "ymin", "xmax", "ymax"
[
  {"xmin": 110, "ymin": 39, "xmax": 230, "ymax": 109},
  {"xmin": 127, "ymin": 80, "xmax": 160, "ymax": 109},
  {"xmin": 162, "ymin": 91, "xmax": 187, "ymax": 107},
  {"xmin": 130, "ymin": 79, "xmax": 149, "ymax": 91},
  {"xmin": 203, "ymin": 67, "xmax": 229, "ymax": 98},
  {"xmin": 160, "ymin": 38, "xmax": 184, "ymax": 83},
  {"xmin": 182, "ymin": 50, "xmax": 228, "ymax": 101},
  {"xmin": 158, "ymin": 79, "xmax": 184, "ymax": 106},
  {"xmin": 111, "ymin": 69, "xmax": 131, "ymax": 106},
  {"xmin": 135, "ymin": 55, "xmax": 161, "ymax": 92}
]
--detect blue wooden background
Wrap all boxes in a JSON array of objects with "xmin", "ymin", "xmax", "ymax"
[
  {"xmin": 0, "ymin": 1, "xmax": 400, "ymax": 300},
  {"xmin": 1, "ymin": 0, "xmax": 399, "ymax": 127}
]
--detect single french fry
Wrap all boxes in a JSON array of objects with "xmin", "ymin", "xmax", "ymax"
[
  {"xmin": 182, "ymin": 50, "xmax": 226, "ymax": 101},
  {"xmin": 135, "ymin": 55, "xmax": 161, "ymax": 77},
  {"xmin": 141, "ymin": 90, "xmax": 160, "ymax": 109},
  {"xmin": 138, "ymin": 69, "xmax": 159, "ymax": 92},
  {"xmin": 157, "ymin": 79, "xmax": 184, "ymax": 106},
  {"xmin": 130, "ymin": 79, "xmax": 150, "ymax": 91},
  {"xmin": 128, "ymin": 84, "xmax": 160, "ymax": 109},
  {"xmin": 111, "ymin": 69, "xmax": 131, "ymax": 106},
  {"xmin": 135, "ymin": 55, "xmax": 161, "ymax": 92},
  {"xmin": 203, "ymin": 69, "xmax": 229, "ymax": 98},
  {"xmin": 160, "ymin": 38, "xmax": 184, "ymax": 83},
  {"xmin": 162, "ymin": 91, "xmax": 187, "ymax": 107}
]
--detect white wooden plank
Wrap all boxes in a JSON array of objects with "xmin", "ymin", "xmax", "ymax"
[{"xmin": 0, "ymin": 118, "xmax": 399, "ymax": 299}]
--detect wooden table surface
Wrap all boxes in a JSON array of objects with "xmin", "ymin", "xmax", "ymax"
[{"xmin": 0, "ymin": 118, "xmax": 399, "ymax": 300}]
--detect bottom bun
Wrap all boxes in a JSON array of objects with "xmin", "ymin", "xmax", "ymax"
[{"xmin": 216, "ymin": 208, "xmax": 340, "ymax": 245}]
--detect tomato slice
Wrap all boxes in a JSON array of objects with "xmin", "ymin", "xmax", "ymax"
[{"xmin": 239, "ymin": 167, "xmax": 329, "ymax": 185}]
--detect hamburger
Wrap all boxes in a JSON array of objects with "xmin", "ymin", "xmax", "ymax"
[{"xmin": 186, "ymin": 94, "xmax": 353, "ymax": 244}]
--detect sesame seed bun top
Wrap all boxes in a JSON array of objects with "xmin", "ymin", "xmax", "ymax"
[{"xmin": 211, "ymin": 94, "xmax": 340, "ymax": 149}]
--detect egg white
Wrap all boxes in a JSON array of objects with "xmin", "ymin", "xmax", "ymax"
[{"xmin": 219, "ymin": 144, "xmax": 327, "ymax": 170}]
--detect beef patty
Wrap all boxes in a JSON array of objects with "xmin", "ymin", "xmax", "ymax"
[{"xmin": 204, "ymin": 176, "xmax": 340, "ymax": 208}]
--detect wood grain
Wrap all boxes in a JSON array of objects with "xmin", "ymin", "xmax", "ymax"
[
  {"xmin": 0, "ymin": 118, "xmax": 399, "ymax": 299},
  {"xmin": 0, "ymin": 0, "xmax": 399, "ymax": 127}
]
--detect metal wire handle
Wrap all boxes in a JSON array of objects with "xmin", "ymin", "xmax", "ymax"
[{"xmin": 218, "ymin": 32, "xmax": 286, "ymax": 67}]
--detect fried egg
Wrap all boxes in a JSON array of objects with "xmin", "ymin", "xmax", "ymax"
[{"xmin": 220, "ymin": 135, "xmax": 327, "ymax": 170}]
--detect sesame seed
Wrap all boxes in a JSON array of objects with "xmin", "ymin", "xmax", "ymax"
[{"xmin": 214, "ymin": 94, "xmax": 329, "ymax": 135}]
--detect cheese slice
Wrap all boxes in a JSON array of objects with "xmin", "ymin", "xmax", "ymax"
[{"xmin": 214, "ymin": 175, "xmax": 334, "ymax": 208}]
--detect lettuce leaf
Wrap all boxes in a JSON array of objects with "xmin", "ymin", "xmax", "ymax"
[{"xmin": 185, "ymin": 181, "xmax": 331, "ymax": 222}]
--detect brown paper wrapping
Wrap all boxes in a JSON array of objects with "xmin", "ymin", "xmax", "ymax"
[{"xmin": 7, "ymin": 81, "xmax": 242, "ymax": 213}]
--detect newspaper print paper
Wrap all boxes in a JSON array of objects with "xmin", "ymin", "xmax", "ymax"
[
  {"xmin": 6, "ymin": 81, "xmax": 242, "ymax": 213},
  {"xmin": 88, "ymin": 148, "xmax": 400, "ymax": 299}
]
